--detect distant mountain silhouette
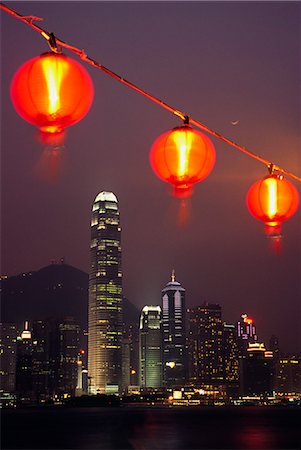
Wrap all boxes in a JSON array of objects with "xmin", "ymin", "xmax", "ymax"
[
  {"xmin": 1, "ymin": 263, "xmax": 88, "ymax": 330},
  {"xmin": 1, "ymin": 263, "xmax": 140, "ymax": 330}
]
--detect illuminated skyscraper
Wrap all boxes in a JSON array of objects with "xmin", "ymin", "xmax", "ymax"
[
  {"xmin": 139, "ymin": 306, "xmax": 162, "ymax": 388},
  {"xmin": 162, "ymin": 271, "xmax": 187, "ymax": 387},
  {"xmin": 222, "ymin": 322, "xmax": 239, "ymax": 396},
  {"xmin": 188, "ymin": 303, "xmax": 224, "ymax": 387},
  {"xmin": 88, "ymin": 192, "xmax": 122, "ymax": 394},
  {"xmin": 16, "ymin": 321, "xmax": 34, "ymax": 403}
]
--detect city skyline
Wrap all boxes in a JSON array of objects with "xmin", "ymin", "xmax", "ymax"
[{"xmin": 2, "ymin": 2, "xmax": 300, "ymax": 355}]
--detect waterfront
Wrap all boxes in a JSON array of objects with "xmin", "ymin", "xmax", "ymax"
[{"xmin": 2, "ymin": 405, "xmax": 301, "ymax": 449}]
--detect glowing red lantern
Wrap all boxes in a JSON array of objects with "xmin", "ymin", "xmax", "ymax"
[
  {"xmin": 150, "ymin": 124, "xmax": 215, "ymax": 198},
  {"xmin": 10, "ymin": 52, "xmax": 94, "ymax": 144},
  {"xmin": 247, "ymin": 174, "xmax": 299, "ymax": 236}
]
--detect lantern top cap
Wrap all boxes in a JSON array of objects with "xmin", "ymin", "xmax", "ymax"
[{"xmin": 94, "ymin": 192, "xmax": 118, "ymax": 203}]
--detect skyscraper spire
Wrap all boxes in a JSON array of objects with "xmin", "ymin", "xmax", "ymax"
[
  {"xmin": 21, "ymin": 320, "xmax": 31, "ymax": 340},
  {"xmin": 162, "ymin": 274, "xmax": 187, "ymax": 387},
  {"xmin": 171, "ymin": 269, "xmax": 175, "ymax": 283}
]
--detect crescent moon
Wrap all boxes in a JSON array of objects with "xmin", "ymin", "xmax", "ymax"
[{"xmin": 231, "ymin": 120, "xmax": 239, "ymax": 125}]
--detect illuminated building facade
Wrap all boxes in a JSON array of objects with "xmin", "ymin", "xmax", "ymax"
[
  {"xmin": 139, "ymin": 306, "xmax": 163, "ymax": 388},
  {"xmin": 162, "ymin": 272, "xmax": 187, "ymax": 387},
  {"xmin": 188, "ymin": 303, "xmax": 224, "ymax": 387},
  {"xmin": 275, "ymin": 355, "xmax": 301, "ymax": 394},
  {"xmin": 57, "ymin": 317, "xmax": 80, "ymax": 396},
  {"xmin": 88, "ymin": 192, "xmax": 123, "ymax": 394},
  {"xmin": 16, "ymin": 321, "xmax": 34, "ymax": 403},
  {"xmin": 222, "ymin": 323, "xmax": 239, "ymax": 396},
  {"xmin": 0, "ymin": 323, "xmax": 17, "ymax": 394},
  {"xmin": 241, "ymin": 342, "xmax": 274, "ymax": 396},
  {"xmin": 237, "ymin": 313, "xmax": 257, "ymax": 355}
]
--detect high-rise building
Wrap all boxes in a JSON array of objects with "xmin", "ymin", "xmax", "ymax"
[
  {"xmin": 237, "ymin": 313, "xmax": 257, "ymax": 356},
  {"xmin": 88, "ymin": 191, "xmax": 123, "ymax": 394},
  {"xmin": 222, "ymin": 323, "xmax": 239, "ymax": 396},
  {"xmin": 241, "ymin": 342, "xmax": 274, "ymax": 396},
  {"xmin": 58, "ymin": 317, "xmax": 80, "ymax": 396},
  {"xmin": 0, "ymin": 323, "xmax": 17, "ymax": 394},
  {"xmin": 139, "ymin": 306, "xmax": 163, "ymax": 389},
  {"xmin": 275, "ymin": 355, "xmax": 301, "ymax": 394},
  {"xmin": 31, "ymin": 319, "xmax": 52, "ymax": 401},
  {"xmin": 188, "ymin": 303, "xmax": 224, "ymax": 387},
  {"xmin": 16, "ymin": 321, "xmax": 34, "ymax": 403},
  {"xmin": 162, "ymin": 271, "xmax": 187, "ymax": 387}
]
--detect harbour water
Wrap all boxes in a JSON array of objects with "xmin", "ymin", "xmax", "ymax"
[{"xmin": 2, "ymin": 405, "xmax": 301, "ymax": 449}]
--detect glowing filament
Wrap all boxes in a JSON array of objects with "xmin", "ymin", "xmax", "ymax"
[
  {"xmin": 266, "ymin": 177, "xmax": 277, "ymax": 218},
  {"xmin": 42, "ymin": 58, "xmax": 68, "ymax": 114}
]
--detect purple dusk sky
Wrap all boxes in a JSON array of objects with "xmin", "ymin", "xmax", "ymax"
[{"xmin": 1, "ymin": 2, "xmax": 300, "ymax": 351}]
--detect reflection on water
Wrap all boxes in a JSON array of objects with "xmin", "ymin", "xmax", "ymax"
[
  {"xmin": 129, "ymin": 410, "xmax": 181, "ymax": 450},
  {"xmin": 2, "ymin": 406, "xmax": 301, "ymax": 450},
  {"xmin": 235, "ymin": 423, "xmax": 276, "ymax": 449}
]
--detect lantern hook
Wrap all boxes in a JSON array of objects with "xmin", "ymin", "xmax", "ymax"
[
  {"xmin": 183, "ymin": 115, "xmax": 190, "ymax": 125},
  {"xmin": 267, "ymin": 163, "xmax": 274, "ymax": 175},
  {"xmin": 46, "ymin": 32, "xmax": 62, "ymax": 54}
]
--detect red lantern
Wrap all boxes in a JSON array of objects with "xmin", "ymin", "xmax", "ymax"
[
  {"xmin": 10, "ymin": 52, "xmax": 94, "ymax": 144},
  {"xmin": 247, "ymin": 174, "xmax": 299, "ymax": 236},
  {"xmin": 150, "ymin": 125, "xmax": 215, "ymax": 198}
]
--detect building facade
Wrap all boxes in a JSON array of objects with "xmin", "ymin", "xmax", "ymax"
[
  {"xmin": 237, "ymin": 313, "xmax": 257, "ymax": 356},
  {"xmin": 188, "ymin": 303, "xmax": 224, "ymax": 387},
  {"xmin": 275, "ymin": 355, "xmax": 301, "ymax": 394},
  {"xmin": 162, "ymin": 271, "xmax": 187, "ymax": 387},
  {"xmin": 57, "ymin": 317, "xmax": 80, "ymax": 396},
  {"xmin": 139, "ymin": 306, "xmax": 162, "ymax": 389},
  {"xmin": 222, "ymin": 323, "xmax": 239, "ymax": 396},
  {"xmin": 241, "ymin": 342, "xmax": 274, "ymax": 396},
  {"xmin": 16, "ymin": 321, "xmax": 34, "ymax": 404},
  {"xmin": 88, "ymin": 192, "xmax": 123, "ymax": 394}
]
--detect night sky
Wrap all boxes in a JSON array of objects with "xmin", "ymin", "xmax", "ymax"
[{"xmin": 1, "ymin": 2, "xmax": 300, "ymax": 352}]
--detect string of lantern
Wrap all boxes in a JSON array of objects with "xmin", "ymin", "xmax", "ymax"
[{"xmin": 1, "ymin": 2, "xmax": 300, "ymax": 242}]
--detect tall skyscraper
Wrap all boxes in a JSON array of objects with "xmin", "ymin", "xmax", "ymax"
[
  {"xmin": 222, "ymin": 322, "xmax": 239, "ymax": 396},
  {"xmin": 16, "ymin": 321, "xmax": 34, "ymax": 403},
  {"xmin": 162, "ymin": 271, "xmax": 187, "ymax": 387},
  {"xmin": 88, "ymin": 192, "xmax": 123, "ymax": 394},
  {"xmin": 57, "ymin": 317, "xmax": 80, "ymax": 396},
  {"xmin": 188, "ymin": 303, "xmax": 224, "ymax": 387},
  {"xmin": 139, "ymin": 306, "xmax": 162, "ymax": 389}
]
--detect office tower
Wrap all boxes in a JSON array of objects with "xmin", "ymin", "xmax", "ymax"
[
  {"xmin": 16, "ymin": 321, "xmax": 34, "ymax": 403},
  {"xmin": 241, "ymin": 342, "xmax": 274, "ymax": 396},
  {"xmin": 31, "ymin": 319, "xmax": 51, "ymax": 401},
  {"xmin": 0, "ymin": 323, "xmax": 17, "ymax": 394},
  {"xmin": 58, "ymin": 317, "xmax": 80, "ymax": 396},
  {"xmin": 275, "ymin": 355, "xmax": 301, "ymax": 394},
  {"xmin": 88, "ymin": 191, "xmax": 123, "ymax": 394},
  {"xmin": 162, "ymin": 271, "xmax": 187, "ymax": 387},
  {"xmin": 122, "ymin": 297, "xmax": 140, "ymax": 388},
  {"xmin": 236, "ymin": 313, "xmax": 257, "ymax": 356},
  {"xmin": 222, "ymin": 323, "xmax": 239, "ymax": 396},
  {"xmin": 188, "ymin": 303, "xmax": 224, "ymax": 387},
  {"xmin": 139, "ymin": 306, "xmax": 163, "ymax": 389}
]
